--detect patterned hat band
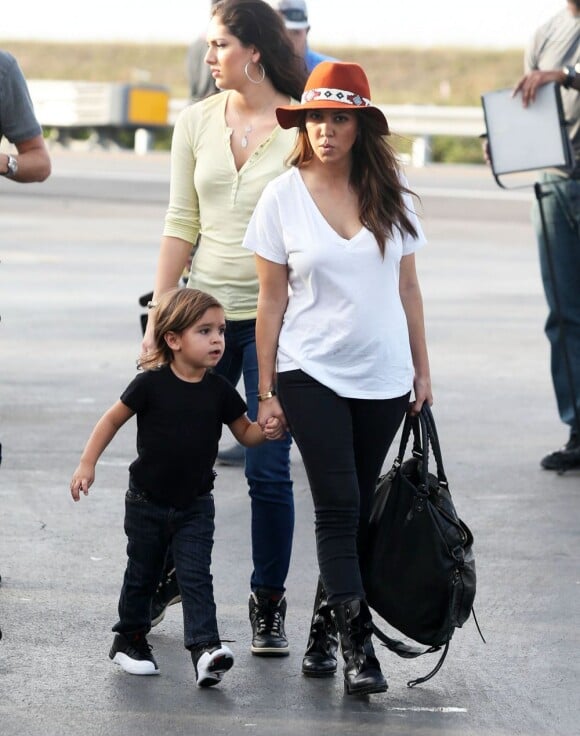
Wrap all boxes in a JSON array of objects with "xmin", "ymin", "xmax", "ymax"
[{"xmin": 301, "ymin": 87, "xmax": 372, "ymax": 108}]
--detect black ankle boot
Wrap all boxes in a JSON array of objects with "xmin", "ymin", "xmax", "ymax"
[
  {"xmin": 302, "ymin": 579, "xmax": 338, "ymax": 677},
  {"xmin": 332, "ymin": 599, "xmax": 387, "ymax": 696}
]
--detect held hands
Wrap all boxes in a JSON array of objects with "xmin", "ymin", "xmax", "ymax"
[
  {"xmin": 263, "ymin": 416, "xmax": 284, "ymax": 440},
  {"xmin": 257, "ymin": 395, "xmax": 289, "ymax": 435},
  {"xmin": 70, "ymin": 462, "xmax": 95, "ymax": 501}
]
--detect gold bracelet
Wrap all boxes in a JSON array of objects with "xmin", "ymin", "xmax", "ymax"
[{"xmin": 257, "ymin": 389, "xmax": 276, "ymax": 402}]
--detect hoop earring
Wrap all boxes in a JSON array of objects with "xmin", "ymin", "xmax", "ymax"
[{"xmin": 244, "ymin": 61, "xmax": 265, "ymax": 85}]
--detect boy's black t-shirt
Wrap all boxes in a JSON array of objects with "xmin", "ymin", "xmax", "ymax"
[{"xmin": 120, "ymin": 365, "xmax": 247, "ymax": 508}]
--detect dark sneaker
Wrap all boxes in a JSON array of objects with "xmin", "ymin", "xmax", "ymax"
[
  {"xmin": 109, "ymin": 632, "xmax": 159, "ymax": 675},
  {"xmin": 150, "ymin": 567, "xmax": 181, "ymax": 627},
  {"xmin": 249, "ymin": 590, "xmax": 289, "ymax": 656},
  {"xmin": 191, "ymin": 643, "xmax": 234, "ymax": 687},
  {"xmin": 541, "ymin": 433, "xmax": 580, "ymax": 472},
  {"xmin": 216, "ymin": 443, "xmax": 246, "ymax": 467}
]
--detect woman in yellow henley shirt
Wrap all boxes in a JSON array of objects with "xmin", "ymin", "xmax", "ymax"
[{"xmin": 142, "ymin": 0, "xmax": 306, "ymax": 659}]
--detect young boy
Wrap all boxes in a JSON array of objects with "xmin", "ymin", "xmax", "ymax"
[{"xmin": 70, "ymin": 288, "xmax": 283, "ymax": 686}]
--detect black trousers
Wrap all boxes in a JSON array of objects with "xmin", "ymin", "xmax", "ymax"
[{"xmin": 277, "ymin": 369, "xmax": 409, "ymax": 606}]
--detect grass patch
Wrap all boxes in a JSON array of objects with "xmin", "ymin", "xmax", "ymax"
[
  {"xmin": 2, "ymin": 40, "xmax": 523, "ymax": 104},
  {"xmin": 1, "ymin": 41, "xmax": 524, "ymax": 160}
]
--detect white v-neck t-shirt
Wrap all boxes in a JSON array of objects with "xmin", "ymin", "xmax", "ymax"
[{"xmin": 243, "ymin": 167, "xmax": 427, "ymax": 399}]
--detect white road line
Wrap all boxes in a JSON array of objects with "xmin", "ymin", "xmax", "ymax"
[
  {"xmin": 416, "ymin": 186, "xmax": 532, "ymax": 201},
  {"xmin": 388, "ymin": 706, "xmax": 468, "ymax": 713},
  {"xmin": 51, "ymin": 170, "xmax": 533, "ymax": 202},
  {"xmin": 53, "ymin": 169, "xmax": 168, "ymax": 183}
]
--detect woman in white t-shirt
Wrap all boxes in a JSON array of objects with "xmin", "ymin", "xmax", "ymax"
[{"xmin": 244, "ymin": 61, "xmax": 433, "ymax": 696}]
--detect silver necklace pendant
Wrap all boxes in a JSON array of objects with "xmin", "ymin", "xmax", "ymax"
[{"xmin": 241, "ymin": 124, "xmax": 252, "ymax": 149}]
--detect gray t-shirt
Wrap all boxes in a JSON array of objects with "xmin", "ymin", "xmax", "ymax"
[
  {"xmin": 0, "ymin": 51, "xmax": 42, "ymax": 144},
  {"xmin": 525, "ymin": 8, "xmax": 580, "ymax": 171}
]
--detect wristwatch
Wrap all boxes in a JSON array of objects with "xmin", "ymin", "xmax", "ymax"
[
  {"xmin": 1, "ymin": 154, "xmax": 18, "ymax": 178},
  {"xmin": 257, "ymin": 389, "xmax": 276, "ymax": 402},
  {"xmin": 562, "ymin": 64, "xmax": 577, "ymax": 89}
]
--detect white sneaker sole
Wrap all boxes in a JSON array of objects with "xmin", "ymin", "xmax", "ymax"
[
  {"xmin": 112, "ymin": 652, "xmax": 160, "ymax": 676},
  {"xmin": 196, "ymin": 646, "xmax": 234, "ymax": 687},
  {"xmin": 250, "ymin": 644, "xmax": 290, "ymax": 656}
]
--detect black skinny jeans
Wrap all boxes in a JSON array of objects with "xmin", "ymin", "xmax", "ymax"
[{"xmin": 277, "ymin": 369, "xmax": 409, "ymax": 607}]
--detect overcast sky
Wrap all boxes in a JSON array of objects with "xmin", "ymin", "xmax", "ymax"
[{"xmin": 2, "ymin": 1, "xmax": 568, "ymax": 48}]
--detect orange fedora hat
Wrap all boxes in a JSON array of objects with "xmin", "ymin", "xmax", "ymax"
[{"xmin": 276, "ymin": 61, "xmax": 388, "ymax": 134}]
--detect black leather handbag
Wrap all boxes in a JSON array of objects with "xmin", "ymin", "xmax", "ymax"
[{"xmin": 361, "ymin": 404, "xmax": 479, "ymax": 686}]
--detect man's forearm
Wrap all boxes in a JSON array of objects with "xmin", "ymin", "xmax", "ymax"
[{"xmin": 1, "ymin": 138, "xmax": 51, "ymax": 183}]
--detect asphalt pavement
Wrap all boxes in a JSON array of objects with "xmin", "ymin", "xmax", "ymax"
[{"xmin": 0, "ymin": 150, "xmax": 578, "ymax": 736}]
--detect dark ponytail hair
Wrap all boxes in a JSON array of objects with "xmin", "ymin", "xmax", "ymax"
[{"xmin": 212, "ymin": 0, "xmax": 307, "ymax": 99}]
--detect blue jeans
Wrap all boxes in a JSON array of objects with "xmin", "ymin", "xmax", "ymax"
[
  {"xmin": 217, "ymin": 318, "xmax": 293, "ymax": 594},
  {"xmin": 113, "ymin": 489, "xmax": 219, "ymax": 650},
  {"xmin": 533, "ymin": 174, "xmax": 580, "ymax": 433}
]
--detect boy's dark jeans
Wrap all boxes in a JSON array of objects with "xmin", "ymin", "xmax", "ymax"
[{"xmin": 112, "ymin": 488, "xmax": 219, "ymax": 650}]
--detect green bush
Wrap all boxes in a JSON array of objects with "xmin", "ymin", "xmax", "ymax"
[
  {"xmin": 391, "ymin": 133, "xmax": 484, "ymax": 165},
  {"xmin": 431, "ymin": 136, "xmax": 484, "ymax": 164}
]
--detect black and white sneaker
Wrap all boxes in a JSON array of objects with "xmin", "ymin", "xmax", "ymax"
[
  {"xmin": 109, "ymin": 632, "xmax": 160, "ymax": 675},
  {"xmin": 191, "ymin": 643, "xmax": 234, "ymax": 687},
  {"xmin": 249, "ymin": 590, "xmax": 289, "ymax": 656},
  {"xmin": 150, "ymin": 567, "xmax": 182, "ymax": 627}
]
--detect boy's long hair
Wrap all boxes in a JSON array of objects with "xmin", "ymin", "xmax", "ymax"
[
  {"xmin": 287, "ymin": 112, "xmax": 420, "ymax": 256},
  {"xmin": 213, "ymin": 0, "xmax": 307, "ymax": 100},
  {"xmin": 139, "ymin": 288, "xmax": 223, "ymax": 371}
]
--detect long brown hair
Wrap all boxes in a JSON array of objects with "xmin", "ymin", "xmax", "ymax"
[
  {"xmin": 288, "ymin": 112, "xmax": 420, "ymax": 256},
  {"xmin": 213, "ymin": 0, "xmax": 307, "ymax": 100},
  {"xmin": 139, "ymin": 288, "xmax": 223, "ymax": 370}
]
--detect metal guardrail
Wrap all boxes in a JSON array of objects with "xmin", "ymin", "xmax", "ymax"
[
  {"xmin": 170, "ymin": 98, "xmax": 485, "ymax": 166},
  {"xmin": 29, "ymin": 80, "xmax": 170, "ymax": 153},
  {"xmin": 169, "ymin": 98, "xmax": 484, "ymax": 135},
  {"xmin": 381, "ymin": 104, "xmax": 485, "ymax": 166},
  {"xmin": 27, "ymin": 83, "xmax": 485, "ymax": 165},
  {"xmin": 29, "ymin": 80, "xmax": 170, "ymax": 127},
  {"xmin": 380, "ymin": 104, "xmax": 484, "ymax": 137}
]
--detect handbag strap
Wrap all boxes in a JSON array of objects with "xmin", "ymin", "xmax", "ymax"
[
  {"xmin": 420, "ymin": 405, "xmax": 449, "ymax": 487},
  {"xmin": 395, "ymin": 405, "xmax": 449, "ymax": 492},
  {"xmin": 371, "ymin": 622, "xmax": 450, "ymax": 688},
  {"xmin": 371, "ymin": 622, "xmax": 441, "ymax": 659},
  {"xmin": 395, "ymin": 410, "xmax": 416, "ymax": 464}
]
